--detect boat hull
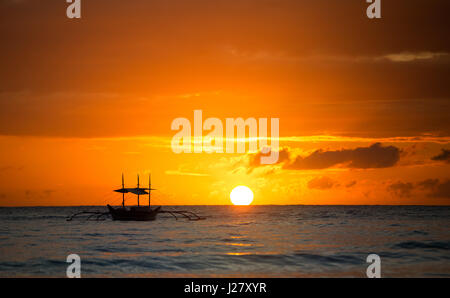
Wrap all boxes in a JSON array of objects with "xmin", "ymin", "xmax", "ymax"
[{"xmin": 107, "ymin": 204, "xmax": 161, "ymax": 221}]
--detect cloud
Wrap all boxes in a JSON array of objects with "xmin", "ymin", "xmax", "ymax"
[
  {"xmin": 281, "ymin": 135, "xmax": 450, "ymax": 144},
  {"xmin": 346, "ymin": 181, "xmax": 357, "ymax": 188},
  {"xmin": 230, "ymin": 51, "xmax": 450, "ymax": 64},
  {"xmin": 307, "ymin": 176, "xmax": 336, "ymax": 190},
  {"xmin": 417, "ymin": 179, "xmax": 440, "ymax": 189},
  {"xmin": 429, "ymin": 181, "xmax": 450, "ymax": 199},
  {"xmin": 417, "ymin": 179, "xmax": 450, "ymax": 199},
  {"xmin": 431, "ymin": 149, "xmax": 450, "ymax": 163},
  {"xmin": 164, "ymin": 170, "xmax": 209, "ymax": 177},
  {"xmin": 382, "ymin": 52, "xmax": 448, "ymax": 62},
  {"xmin": 248, "ymin": 147, "xmax": 290, "ymax": 167},
  {"xmin": 24, "ymin": 189, "xmax": 56, "ymax": 198},
  {"xmin": 286, "ymin": 143, "xmax": 400, "ymax": 170},
  {"xmin": 247, "ymin": 143, "xmax": 401, "ymax": 170},
  {"xmin": 1, "ymin": 1, "xmax": 450, "ymax": 139},
  {"xmin": 388, "ymin": 178, "xmax": 450, "ymax": 199},
  {"xmin": 387, "ymin": 182, "xmax": 414, "ymax": 198}
]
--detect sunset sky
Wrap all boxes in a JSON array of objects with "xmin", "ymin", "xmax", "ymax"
[{"xmin": 0, "ymin": 0, "xmax": 449, "ymax": 206}]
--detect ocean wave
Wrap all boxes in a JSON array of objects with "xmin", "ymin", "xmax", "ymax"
[{"xmin": 393, "ymin": 241, "xmax": 450, "ymax": 250}]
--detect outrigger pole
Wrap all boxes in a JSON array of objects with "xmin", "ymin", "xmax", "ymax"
[{"xmin": 149, "ymin": 174, "xmax": 151, "ymax": 207}]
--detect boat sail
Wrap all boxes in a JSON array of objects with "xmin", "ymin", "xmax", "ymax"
[{"xmin": 107, "ymin": 174, "xmax": 161, "ymax": 221}]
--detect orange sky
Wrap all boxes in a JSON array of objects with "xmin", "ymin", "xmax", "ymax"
[{"xmin": 0, "ymin": 0, "xmax": 449, "ymax": 206}]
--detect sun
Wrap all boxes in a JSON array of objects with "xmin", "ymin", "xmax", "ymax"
[{"xmin": 230, "ymin": 186, "xmax": 254, "ymax": 205}]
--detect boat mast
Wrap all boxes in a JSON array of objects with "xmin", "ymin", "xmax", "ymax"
[
  {"xmin": 137, "ymin": 174, "xmax": 140, "ymax": 206},
  {"xmin": 149, "ymin": 174, "xmax": 151, "ymax": 207},
  {"xmin": 122, "ymin": 173, "xmax": 125, "ymax": 207}
]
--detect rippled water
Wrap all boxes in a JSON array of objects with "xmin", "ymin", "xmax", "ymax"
[{"xmin": 0, "ymin": 206, "xmax": 449, "ymax": 277}]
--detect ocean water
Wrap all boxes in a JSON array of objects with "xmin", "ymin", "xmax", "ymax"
[{"xmin": 0, "ymin": 205, "xmax": 449, "ymax": 277}]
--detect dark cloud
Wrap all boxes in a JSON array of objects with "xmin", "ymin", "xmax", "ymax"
[
  {"xmin": 387, "ymin": 181, "xmax": 414, "ymax": 198},
  {"xmin": 417, "ymin": 178, "xmax": 440, "ymax": 189},
  {"xmin": 429, "ymin": 181, "xmax": 450, "ymax": 199},
  {"xmin": 431, "ymin": 149, "xmax": 450, "ymax": 163},
  {"xmin": 388, "ymin": 178, "xmax": 450, "ymax": 199},
  {"xmin": 248, "ymin": 143, "xmax": 401, "ymax": 170},
  {"xmin": 307, "ymin": 176, "xmax": 336, "ymax": 190},
  {"xmin": 25, "ymin": 189, "xmax": 56, "ymax": 198},
  {"xmin": 43, "ymin": 189, "xmax": 55, "ymax": 197},
  {"xmin": 346, "ymin": 181, "xmax": 357, "ymax": 188},
  {"xmin": 285, "ymin": 143, "xmax": 400, "ymax": 170},
  {"xmin": 0, "ymin": 1, "xmax": 449, "ymax": 138},
  {"xmin": 417, "ymin": 179, "xmax": 450, "ymax": 199},
  {"xmin": 248, "ymin": 147, "xmax": 290, "ymax": 168}
]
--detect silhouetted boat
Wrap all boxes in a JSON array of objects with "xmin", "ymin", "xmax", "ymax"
[
  {"xmin": 67, "ymin": 174, "xmax": 206, "ymax": 222},
  {"xmin": 108, "ymin": 174, "xmax": 160, "ymax": 221},
  {"xmin": 107, "ymin": 205, "xmax": 161, "ymax": 221}
]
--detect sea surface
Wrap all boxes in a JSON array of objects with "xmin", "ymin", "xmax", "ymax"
[{"xmin": 0, "ymin": 205, "xmax": 449, "ymax": 277}]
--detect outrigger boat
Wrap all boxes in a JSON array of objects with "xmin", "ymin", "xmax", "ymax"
[
  {"xmin": 107, "ymin": 174, "xmax": 160, "ymax": 221},
  {"xmin": 67, "ymin": 174, "xmax": 206, "ymax": 222}
]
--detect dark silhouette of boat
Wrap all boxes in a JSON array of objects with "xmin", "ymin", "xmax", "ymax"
[
  {"xmin": 108, "ymin": 174, "xmax": 161, "ymax": 221},
  {"xmin": 67, "ymin": 174, "xmax": 206, "ymax": 222},
  {"xmin": 107, "ymin": 205, "xmax": 161, "ymax": 221}
]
